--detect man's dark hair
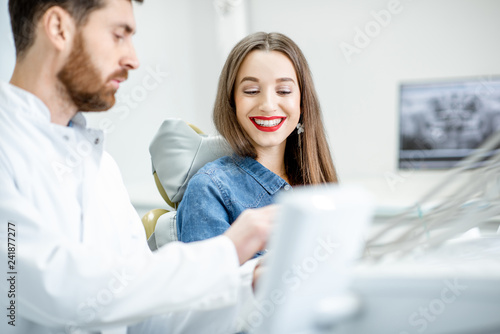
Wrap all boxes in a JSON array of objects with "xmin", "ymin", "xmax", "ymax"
[{"xmin": 8, "ymin": 0, "xmax": 144, "ymax": 57}]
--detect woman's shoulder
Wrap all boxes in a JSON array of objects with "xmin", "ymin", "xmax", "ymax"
[
  {"xmin": 182, "ymin": 158, "xmax": 232, "ymax": 195},
  {"xmin": 193, "ymin": 155, "xmax": 256, "ymax": 188},
  {"xmin": 196, "ymin": 155, "xmax": 241, "ymax": 175}
]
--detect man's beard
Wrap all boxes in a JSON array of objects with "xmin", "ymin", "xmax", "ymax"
[{"xmin": 57, "ymin": 32, "xmax": 128, "ymax": 112}]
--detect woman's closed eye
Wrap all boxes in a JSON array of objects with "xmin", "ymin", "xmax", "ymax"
[
  {"xmin": 277, "ymin": 86, "xmax": 293, "ymax": 95},
  {"xmin": 242, "ymin": 86, "xmax": 293, "ymax": 96},
  {"xmin": 243, "ymin": 89, "xmax": 260, "ymax": 95},
  {"xmin": 277, "ymin": 89, "xmax": 292, "ymax": 95}
]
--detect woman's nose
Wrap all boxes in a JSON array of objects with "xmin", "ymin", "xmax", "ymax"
[{"xmin": 259, "ymin": 91, "xmax": 276, "ymax": 113}]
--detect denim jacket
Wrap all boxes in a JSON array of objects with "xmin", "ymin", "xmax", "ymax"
[{"xmin": 177, "ymin": 155, "xmax": 291, "ymax": 243}]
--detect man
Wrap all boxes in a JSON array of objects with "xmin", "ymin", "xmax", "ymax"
[{"xmin": 0, "ymin": 0, "xmax": 274, "ymax": 333}]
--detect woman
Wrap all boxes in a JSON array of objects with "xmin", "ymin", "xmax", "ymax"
[{"xmin": 177, "ymin": 32, "xmax": 338, "ymax": 244}]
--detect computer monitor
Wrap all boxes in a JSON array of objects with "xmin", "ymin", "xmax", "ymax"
[{"xmin": 398, "ymin": 76, "xmax": 500, "ymax": 169}]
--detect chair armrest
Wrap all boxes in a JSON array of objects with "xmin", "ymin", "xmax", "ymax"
[{"xmin": 146, "ymin": 211, "xmax": 178, "ymax": 251}]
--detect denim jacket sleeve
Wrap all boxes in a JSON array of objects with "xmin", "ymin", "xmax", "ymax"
[{"xmin": 177, "ymin": 172, "xmax": 231, "ymax": 243}]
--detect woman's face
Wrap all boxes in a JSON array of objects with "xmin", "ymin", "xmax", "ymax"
[{"xmin": 234, "ymin": 50, "xmax": 301, "ymax": 158}]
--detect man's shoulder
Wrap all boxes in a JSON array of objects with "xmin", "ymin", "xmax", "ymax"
[
  {"xmin": 0, "ymin": 82, "xmax": 24, "ymax": 113},
  {"xmin": 0, "ymin": 86, "xmax": 26, "ymax": 143},
  {"xmin": 0, "ymin": 82, "xmax": 51, "ymax": 126}
]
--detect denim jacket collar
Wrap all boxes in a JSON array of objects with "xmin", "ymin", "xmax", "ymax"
[{"xmin": 232, "ymin": 155, "xmax": 288, "ymax": 195}]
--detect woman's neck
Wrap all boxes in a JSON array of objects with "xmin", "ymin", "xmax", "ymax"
[{"xmin": 255, "ymin": 147, "xmax": 289, "ymax": 184}]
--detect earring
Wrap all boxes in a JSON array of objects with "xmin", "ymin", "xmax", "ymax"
[{"xmin": 296, "ymin": 122, "xmax": 304, "ymax": 134}]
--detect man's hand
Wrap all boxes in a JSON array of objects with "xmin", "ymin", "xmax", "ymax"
[
  {"xmin": 252, "ymin": 253, "xmax": 269, "ymax": 291},
  {"xmin": 224, "ymin": 205, "xmax": 277, "ymax": 265}
]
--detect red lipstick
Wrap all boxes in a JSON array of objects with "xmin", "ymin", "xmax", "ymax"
[{"xmin": 250, "ymin": 116, "xmax": 286, "ymax": 132}]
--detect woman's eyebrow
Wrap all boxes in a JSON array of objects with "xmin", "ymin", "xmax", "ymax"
[
  {"xmin": 277, "ymin": 77, "xmax": 296, "ymax": 84},
  {"xmin": 240, "ymin": 76, "xmax": 259, "ymax": 84},
  {"xmin": 240, "ymin": 77, "xmax": 296, "ymax": 84}
]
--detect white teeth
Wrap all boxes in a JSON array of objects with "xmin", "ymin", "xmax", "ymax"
[{"xmin": 253, "ymin": 118, "xmax": 283, "ymax": 127}]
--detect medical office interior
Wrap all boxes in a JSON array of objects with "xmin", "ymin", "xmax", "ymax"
[{"xmin": 1, "ymin": 0, "xmax": 500, "ymax": 333}]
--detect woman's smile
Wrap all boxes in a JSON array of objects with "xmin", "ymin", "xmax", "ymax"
[{"xmin": 250, "ymin": 116, "xmax": 286, "ymax": 132}]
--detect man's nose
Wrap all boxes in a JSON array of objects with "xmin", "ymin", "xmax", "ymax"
[{"xmin": 121, "ymin": 42, "xmax": 140, "ymax": 70}]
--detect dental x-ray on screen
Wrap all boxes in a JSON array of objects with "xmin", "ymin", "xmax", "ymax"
[{"xmin": 399, "ymin": 76, "xmax": 500, "ymax": 169}]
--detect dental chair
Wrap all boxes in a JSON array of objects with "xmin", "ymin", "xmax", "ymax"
[{"xmin": 143, "ymin": 118, "xmax": 231, "ymax": 250}]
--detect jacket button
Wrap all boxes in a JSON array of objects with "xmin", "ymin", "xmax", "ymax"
[{"xmin": 284, "ymin": 185, "xmax": 291, "ymax": 191}]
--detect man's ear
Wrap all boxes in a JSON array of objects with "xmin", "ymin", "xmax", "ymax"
[{"xmin": 41, "ymin": 6, "xmax": 76, "ymax": 53}]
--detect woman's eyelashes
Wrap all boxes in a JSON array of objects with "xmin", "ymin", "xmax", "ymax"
[
  {"xmin": 242, "ymin": 86, "xmax": 293, "ymax": 96},
  {"xmin": 243, "ymin": 88, "xmax": 259, "ymax": 95},
  {"xmin": 277, "ymin": 88, "xmax": 292, "ymax": 95}
]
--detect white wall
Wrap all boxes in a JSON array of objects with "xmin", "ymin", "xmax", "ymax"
[
  {"xmin": 1, "ymin": 0, "xmax": 499, "ymax": 211},
  {"xmin": 0, "ymin": 0, "xmax": 15, "ymax": 80}
]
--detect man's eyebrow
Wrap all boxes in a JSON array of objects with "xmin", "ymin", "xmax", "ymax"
[{"xmin": 115, "ymin": 23, "xmax": 136, "ymax": 35}]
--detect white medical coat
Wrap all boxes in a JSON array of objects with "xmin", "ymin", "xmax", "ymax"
[{"xmin": 0, "ymin": 82, "xmax": 255, "ymax": 334}]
